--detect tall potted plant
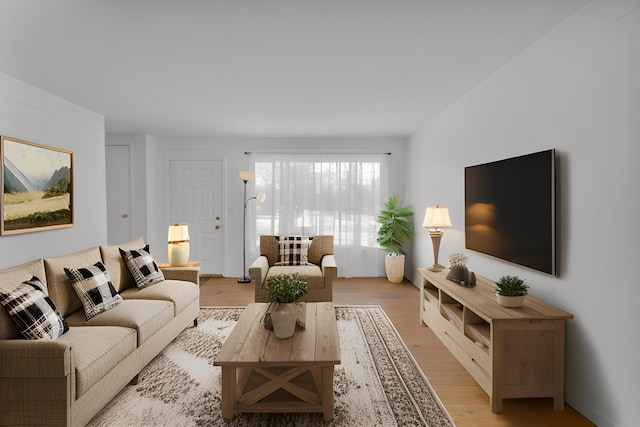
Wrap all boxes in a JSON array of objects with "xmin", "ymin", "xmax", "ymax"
[{"xmin": 377, "ymin": 195, "xmax": 414, "ymax": 283}]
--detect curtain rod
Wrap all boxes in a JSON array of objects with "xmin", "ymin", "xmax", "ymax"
[{"xmin": 245, "ymin": 151, "xmax": 391, "ymax": 155}]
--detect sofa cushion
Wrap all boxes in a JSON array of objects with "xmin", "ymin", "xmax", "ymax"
[
  {"xmin": 56, "ymin": 326, "xmax": 136, "ymax": 398},
  {"xmin": 276, "ymin": 236, "xmax": 312, "ymax": 266},
  {"xmin": 0, "ymin": 276, "xmax": 69, "ymax": 340},
  {"xmin": 99, "ymin": 237, "xmax": 145, "ymax": 293},
  {"xmin": 45, "ymin": 247, "xmax": 103, "ymax": 317},
  {"xmin": 120, "ymin": 280, "xmax": 199, "ymax": 316},
  {"xmin": 65, "ymin": 299, "xmax": 174, "ymax": 345},
  {"xmin": 64, "ymin": 262, "xmax": 123, "ymax": 320},
  {"xmin": 266, "ymin": 265, "xmax": 325, "ymax": 290},
  {"xmin": 119, "ymin": 245, "xmax": 164, "ymax": 289},
  {"xmin": 0, "ymin": 259, "xmax": 46, "ymax": 340}
]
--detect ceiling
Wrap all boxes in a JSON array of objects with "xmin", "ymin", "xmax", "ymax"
[{"xmin": 0, "ymin": 1, "xmax": 587, "ymax": 138}]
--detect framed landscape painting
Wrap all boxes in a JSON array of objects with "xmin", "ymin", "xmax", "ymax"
[{"xmin": 1, "ymin": 136, "xmax": 73, "ymax": 235}]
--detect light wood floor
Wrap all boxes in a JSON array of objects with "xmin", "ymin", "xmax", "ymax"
[{"xmin": 200, "ymin": 276, "xmax": 595, "ymax": 427}]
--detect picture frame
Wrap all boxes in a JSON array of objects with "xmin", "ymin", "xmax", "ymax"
[{"xmin": 1, "ymin": 136, "xmax": 73, "ymax": 235}]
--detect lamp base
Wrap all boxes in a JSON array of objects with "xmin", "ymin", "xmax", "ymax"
[
  {"xmin": 428, "ymin": 264, "xmax": 446, "ymax": 272},
  {"xmin": 237, "ymin": 276, "xmax": 252, "ymax": 283}
]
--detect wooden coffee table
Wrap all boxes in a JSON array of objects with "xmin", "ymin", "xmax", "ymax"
[{"xmin": 213, "ymin": 302, "xmax": 340, "ymax": 421}]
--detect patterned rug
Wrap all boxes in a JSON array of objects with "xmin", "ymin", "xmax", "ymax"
[{"xmin": 88, "ymin": 306, "xmax": 455, "ymax": 426}]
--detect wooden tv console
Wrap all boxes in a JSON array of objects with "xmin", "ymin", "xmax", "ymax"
[{"xmin": 418, "ymin": 268, "xmax": 573, "ymax": 413}]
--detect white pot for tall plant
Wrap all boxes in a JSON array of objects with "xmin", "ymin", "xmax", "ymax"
[
  {"xmin": 385, "ymin": 253, "xmax": 405, "ymax": 283},
  {"xmin": 270, "ymin": 303, "xmax": 297, "ymax": 338}
]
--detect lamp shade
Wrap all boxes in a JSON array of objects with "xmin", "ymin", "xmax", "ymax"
[
  {"xmin": 256, "ymin": 192, "xmax": 266, "ymax": 203},
  {"xmin": 168, "ymin": 224, "xmax": 190, "ymax": 243},
  {"xmin": 422, "ymin": 206, "xmax": 452, "ymax": 229},
  {"xmin": 168, "ymin": 224, "xmax": 190, "ymax": 267},
  {"xmin": 239, "ymin": 170, "xmax": 253, "ymax": 182}
]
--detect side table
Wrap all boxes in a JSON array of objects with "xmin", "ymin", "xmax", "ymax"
[{"xmin": 157, "ymin": 261, "xmax": 201, "ymax": 285}]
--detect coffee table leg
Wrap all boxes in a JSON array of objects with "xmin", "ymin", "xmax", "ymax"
[
  {"xmin": 322, "ymin": 366, "xmax": 335, "ymax": 422},
  {"xmin": 221, "ymin": 366, "xmax": 236, "ymax": 421}
]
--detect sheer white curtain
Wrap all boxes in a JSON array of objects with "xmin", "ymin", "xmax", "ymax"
[{"xmin": 250, "ymin": 152, "xmax": 389, "ymax": 277}]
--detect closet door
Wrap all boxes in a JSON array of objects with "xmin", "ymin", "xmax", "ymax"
[{"xmin": 105, "ymin": 145, "xmax": 133, "ymax": 245}]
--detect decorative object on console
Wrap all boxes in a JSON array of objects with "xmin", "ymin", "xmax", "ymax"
[
  {"xmin": 264, "ymin": 272, "xmax": 308, "ymax": 338},
  {"xmin": 238, "ymin": 170, "xmax": 266, "ymax": 283},
  {"xmin": 1, "ymin": 135, "xmax": 73, "ymax": 235},
  {"xmin": 422, "ymin": 205, "xmax": 452, "ymax": 272},
  {"xmin": 494, "ymin": 275, "xmax": 529, "ymax": 307},
  {"xmin": 168, "ymin": 224, "xmax": 190, "ymax": 266},
  {"xmin": 376, "ymin": 195, "xmax": 414, "ymax": 283},
  {"xmin": 446, "ymin": 252, "xmax": 476, "ymax": 287}
]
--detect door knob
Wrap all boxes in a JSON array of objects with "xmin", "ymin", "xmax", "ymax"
[{"xmin": 121, "ymin": 214, "xmax": 128, "ymax": 219}]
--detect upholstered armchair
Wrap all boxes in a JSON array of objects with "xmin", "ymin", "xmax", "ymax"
[{"xmin": 250, "ymin": 235, "xmax": 337, "ymax": 302}]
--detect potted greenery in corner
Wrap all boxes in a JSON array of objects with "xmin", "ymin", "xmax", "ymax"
[
  {"xmin": 495, "ymin": 275, "xmax": 529, "ymax": 308},
  {"xmin": 377, "ymin": 195, "xmax": 414, "ymax": 283},
  {"xmin": 265, "ymin": 273, "xmax": 308, "ymax": 338}
]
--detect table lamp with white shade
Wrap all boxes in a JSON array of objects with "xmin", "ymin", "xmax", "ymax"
[
  {"xmin": 168, "ymin": 224, "xmax": 190, "ymax": 267},
  {"xmin": 422, "ymin": 205, "xmax": 452, "ymax": 272}
]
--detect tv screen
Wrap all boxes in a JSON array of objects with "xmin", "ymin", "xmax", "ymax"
[{"xmin": 465, "ymin": 149, "xmax": 556, "ymax": 276}]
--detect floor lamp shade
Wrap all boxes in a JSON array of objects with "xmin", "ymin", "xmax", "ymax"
[
  {"xmin": 168, "ymin": 224, "xmax": 190, "ymax": 267},
  {"xmin": 423, "ymin": 206, "xmax": 452, "ymax": 272}
]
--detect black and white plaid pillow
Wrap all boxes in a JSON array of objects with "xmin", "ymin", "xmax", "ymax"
[
  {"xmin": 119, "ymin": 244, "xmax": 164, "ymax": 289},
  {"xmin": 0, "ymin": 276, "xmax": 69, "ymax": 340},
  {"xmin": 64, "ymin": 262, "xmax": 122, "ymax": 320},
  {"xmin": 275, "ymin": 236, "xmax": 312, "ymax": 266}
]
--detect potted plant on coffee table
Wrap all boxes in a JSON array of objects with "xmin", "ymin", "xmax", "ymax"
[
  {"xmin": 495, "ymin": 275, "xmax": 529, "ymax": 308},
  {"xmin": 376, "ymin": 195, "xmax": 414, "ymax": 283},
  {"xmin": 265, "ymin": 272, "xmax": 308, "ymax": 338}
]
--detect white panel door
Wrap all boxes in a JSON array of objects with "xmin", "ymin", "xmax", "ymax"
[
  {"xmin": 169, "ymin": 160, "xmax": 223, "ymax": 274},
  {"xmin": 106, "ymin": 145, "xmax": 132, "ymax": 245}
]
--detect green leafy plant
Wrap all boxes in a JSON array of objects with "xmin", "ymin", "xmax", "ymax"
[
  {"xmin": 449, "ymin": 252, "xmax": 468, "ymax": 267},
  {"xmin": 495, "ymin": 275, "xmax": 529, "ymax": 297},
  {"xmin": 265, "ymin": 273, "xmax": 308, "ymax": 303},
  {"xmin": 376, "ymin": 195, "xmax": 414, "ymax": 255}
]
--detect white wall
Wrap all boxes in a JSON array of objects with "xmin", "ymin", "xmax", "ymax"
[
  {"xmin": 0, "ymin": 72, "xmax": 106, "ymax": 269},
  {"xmin": 405, "ymin": 2, "xmax": 640, "ymax": 426},
  {"xmin": 140, "ymin": 136, "xmax": 407, "ymax": 277}
]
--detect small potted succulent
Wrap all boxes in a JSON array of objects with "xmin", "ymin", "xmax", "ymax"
[
  {"xmin": 446, "ymin": 253, "xmax": 476, "ymax": 286},
  {"xmin": 495, "ymin": 275, "xmax": 529, "ymax": 307},
  {"xmin": 265, "ymin": 273, "xmax": 308, "ymax": 338}
]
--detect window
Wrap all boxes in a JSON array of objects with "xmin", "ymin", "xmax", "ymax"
[{"xmin": 252, "ymin": 153, "xmax": 388, "ymax": 248}]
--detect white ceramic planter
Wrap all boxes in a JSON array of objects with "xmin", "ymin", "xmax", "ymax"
[
  {"xmin": 385, "ymin": 254, "xmax": 405, "ymax": 283},
  {"xmin": 496, "ymin": 295, "xmax": 526, "ymax": 308},
  {"xmin": 270, "ymin": 303, "xmax": 297, "ymax": 338}
]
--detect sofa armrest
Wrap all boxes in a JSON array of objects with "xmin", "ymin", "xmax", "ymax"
[
  {"xmin": 321, "ymin": 255, "xmax": 338, "ymax": 279},
  {"xmin": 249, "ymin": 256, "xmax": 270, "ymax": 286},
  {"xmin": 0, "ymin": 339, "xmax": 71, "ymax": 378}
]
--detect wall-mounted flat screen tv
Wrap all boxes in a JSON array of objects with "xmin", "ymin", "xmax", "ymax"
[{"xmin": 465, "ymin": 149, "xmax": 556, "ymax": 276}]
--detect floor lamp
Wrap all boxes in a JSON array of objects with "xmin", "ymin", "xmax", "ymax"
[
  {"xmin": 238, "ymin": 171, "xmax": 266, "ymax": 283},
  {"xmin": 422, "ymin": 205, "xmax": 452, "ymax": 272}
]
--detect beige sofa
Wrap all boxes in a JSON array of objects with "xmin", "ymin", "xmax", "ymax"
[
  {"xmin": 250, "ymin": 235, "xmax": 337, "ymax": 302},
  {"xmin": 0, "ymin": 238, "xmax": 200, "ymax": 427}
]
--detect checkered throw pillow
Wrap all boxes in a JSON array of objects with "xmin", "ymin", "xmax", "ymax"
[
  {"xmin": 275, "ymin": 236, "xmax": 313, "ymax": 266},
  {"xmin": 0, "ymin": 276, "xmax": 69, "ymax": 340},
  {"xmin": 119, "ymin": 244, "xmax": 164, "ymax": 289},
  {"xmin": 64, "ymin": 262, "xmax": 122, "ymax": 320}
]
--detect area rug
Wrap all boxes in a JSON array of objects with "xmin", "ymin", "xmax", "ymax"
[{"xmin": 88, "ymin": 305, "xmax": 455, "ymax": 426}]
